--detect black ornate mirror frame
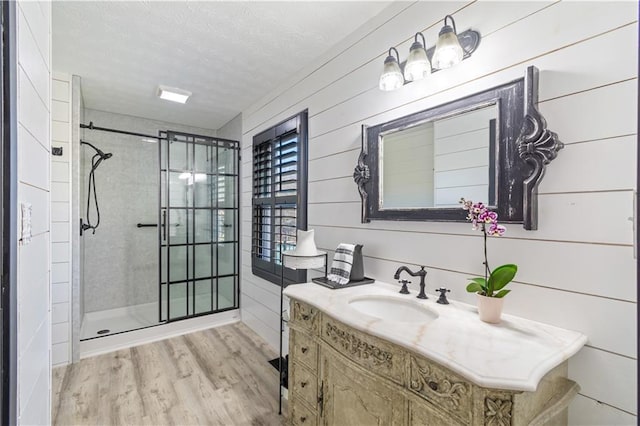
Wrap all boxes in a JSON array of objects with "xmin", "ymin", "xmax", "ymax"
[{"xmin": 353, "ymin": 66, "xmax": 563, "ymax": 230}]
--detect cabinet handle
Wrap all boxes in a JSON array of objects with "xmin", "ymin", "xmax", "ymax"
[
  {"xmin": 428, "ymin": 381, "xmax": 439, "ymax": 391},
  {"xmin": 300, "ymin": 416, "xmax": 307, "ymax": 423},
  {"xmin": 301, "ymin": 346, "xmax": 308, "ymax": 354},
  {"xmin": 300, "ymin": 381, "xmax": 307, "ymax": 388},
  {"xmin": 318, "ymin": 381, "xmax": 324, "ymax": 417}
]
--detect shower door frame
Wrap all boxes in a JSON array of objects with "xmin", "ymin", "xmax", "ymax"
[{"xmin": 159, "ymin": 131, "xmax": 241, "ymax": 323}]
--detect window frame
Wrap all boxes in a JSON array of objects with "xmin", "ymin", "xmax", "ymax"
[{"xmin": 251, "ymin": 110, "xmax": 308, "ymax": 286}]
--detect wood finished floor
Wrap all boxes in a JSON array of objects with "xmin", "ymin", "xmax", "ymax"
[{"xmin": 52, "ymin": 323, "xmax": 285, "ymax": 426}]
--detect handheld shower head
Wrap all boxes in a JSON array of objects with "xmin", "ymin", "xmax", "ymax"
[{"xmin": 81, "ymin": 140, "xmax": 113, "ymax": 162}]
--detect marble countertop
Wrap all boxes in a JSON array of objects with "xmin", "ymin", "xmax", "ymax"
[{"xmin": 283, "ymin": 281, "xmax": 587, "ymax": 392}]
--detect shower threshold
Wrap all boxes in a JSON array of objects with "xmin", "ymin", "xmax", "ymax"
[{"xmin": 80, "ymin": 295, "xmax": 235, "ymax": 340}]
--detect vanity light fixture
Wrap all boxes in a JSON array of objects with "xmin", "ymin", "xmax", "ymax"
[
  {"xmin": 379, "ymin": 15, "xmax": 480, "ymax": 91},
  {"xmin": 404, "ymin": 32, "xmax": 430, "ymax": 82},
  {"xmin": 432, "ymin": 15, "xmax": 464, "ymax": 70},
  {"xmin": 157, "ymin": 85, "xmax": 191, "ymax": 104},
  {"xmin": 378, "ymin": 47, "xmax": 404, "ymax": 91}
]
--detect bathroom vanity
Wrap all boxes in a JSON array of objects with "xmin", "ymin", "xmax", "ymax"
[{"xmin": 284, "ymin": 282, "xmax": 587, "ymax": 426}]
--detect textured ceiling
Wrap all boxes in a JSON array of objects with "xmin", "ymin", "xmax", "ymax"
[{"xmin": 52, "ymin": 1, "xmax": 392, "ymax": 130}]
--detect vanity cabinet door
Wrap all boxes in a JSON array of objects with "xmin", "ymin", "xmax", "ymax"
[
  {"xmin": 408, "ymin": 395, "xmax": 466, "ymax": 426},
  {"xmin": 319, "ymin": 347, "xmax": 405, "ymax": 426}
]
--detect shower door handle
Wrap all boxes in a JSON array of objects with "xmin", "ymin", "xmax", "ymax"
[{"xmin": 162, "ymin": 210, "xmax": 167, "ymax": 241}]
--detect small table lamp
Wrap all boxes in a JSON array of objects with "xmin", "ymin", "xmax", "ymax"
[{"xmin": 278, "ymin": 229, "xmax": 327, "ymax": 415}]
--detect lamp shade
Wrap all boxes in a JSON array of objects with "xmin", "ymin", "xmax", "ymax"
[
  {"xmin": 432, "ymin": 23, "xmax": 463, "ymax": 69},
  {"xmin": 284, "ymin": 229, "xmax": 321, "ymax": 256},
  {"xmin": 282, "ymin": 229, "xmax": 326, "ymax": 270},
  {"xmin": 379, "ymin": 48, "xmax": 404, "ymax": 91},
  {"xmin": 404, "ymin": 40, "xmax": 430, "ymax": 82}
]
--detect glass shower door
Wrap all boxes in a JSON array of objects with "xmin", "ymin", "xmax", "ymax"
[{"xmin": 159, "ymin": 131, "xmax": 239, "ymax": 322}]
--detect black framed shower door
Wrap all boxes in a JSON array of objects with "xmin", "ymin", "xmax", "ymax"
[{"xmin": 159, "ymin": 131, "xmax": 240, "ymax": 322}]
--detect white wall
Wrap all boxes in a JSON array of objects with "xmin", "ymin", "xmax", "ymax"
[
  {"xmin": 218, "ymin": 113, "xmax": 242, "ymax": 142},
  {"xmin": 51, "ymin": 72, "xmax": 72, "ymax": 367},
  {"xmin": 16, "ymin": 0, "xmax": 51, "ymax": 424},
  {"xmin": 239, "ymin": 2, "xmax": 637, "ymax": 424}
]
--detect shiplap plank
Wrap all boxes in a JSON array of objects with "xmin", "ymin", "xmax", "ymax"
[
  {"xmin": 17, "ymin": 9, "xmax": 49, "ymax": 105},
  {"xmin": 434, "ymin": 147, "xmax": 489, "ymax": 171},
  {"xmin": 569, "ymin": 347, "xmax": 637, "ymax": 415},
  {"xmin": 538, "ymin": 135, "xmax": 636, "ymax": 193},
  {"xmin": 434, "ymin": 128, "xmax": 491, "ymax": 156},
  {"xmin": 242, "ymin": 293, "xmax": 279, "ymax": 336},
  {"xmin": 569, "ymin": 394, "xmax": 636, "ymax": 426},
  {"xmin": 308, "ymin": 176, "xmax": 359, "ymax": 203},
  {"xmin": 18, "ymin": 68, "xmax": 49, "ymax": 145},
  {"xmin": 309, "ymin": 149, "xmax": 359, "ymax": 182},
  {"xmin": 241, "ymin": 308, "xmax": 280, "ymax": 352},
  {"xmin": 540, "ymin": 78, "xmax": 637, "ymax": 145}
]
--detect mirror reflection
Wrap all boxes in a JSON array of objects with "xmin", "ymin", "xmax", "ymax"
[{"xmin": 380, "ymin": 104, "xmax": 498, "ymax": 209}]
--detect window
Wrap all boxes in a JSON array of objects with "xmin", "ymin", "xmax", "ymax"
[{"xmin": 252, "ymin": 111, "xmax": 308, "ymax": 285}]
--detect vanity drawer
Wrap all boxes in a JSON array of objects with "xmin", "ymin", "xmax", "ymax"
[
  {"xmin": 321, "ymin": 315, "xmax": 405, "ymax": 385},
  {"xmin": 290, "ymin": 329, "xmax": 318, "ymax": 372},
  {"xmin": 408, "ymin": 355, "xmax": 473, "ymax": 424},
  {"xmin": 290, "ymin": 397, "xmax": 317, "ymax": 426},
  {"xmin": 290, "ymin": 300, "xmax": 319, "ymax": 334},
  {"xmin": 290, "ymin": 362, "xmax": 318, "ymax": 409}
]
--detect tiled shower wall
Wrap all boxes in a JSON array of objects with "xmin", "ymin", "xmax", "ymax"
[
  {"xmin": 51, "ymin": 72, "xmax": 72, "ymax": 366},
  {"xmin": 79, "ymin": 108, "xmax": 217, "ymax": 314}
]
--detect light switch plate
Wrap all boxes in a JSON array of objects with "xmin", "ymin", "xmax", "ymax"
[{"xmin": 20, "ymin": 202, "xmax": 32, "ymax": 245}]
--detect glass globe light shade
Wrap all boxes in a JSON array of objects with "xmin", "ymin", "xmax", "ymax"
[
  {"xmin": 404, "ymin": 42, "xmax": 430, "ymax": 82},
  {"xmin": 379, "ymin": 54, "xmax": 404, "ymax": 91},
  {"xmin": 432, "ymin": 27, "xmax": 463, "ymax": 70}
]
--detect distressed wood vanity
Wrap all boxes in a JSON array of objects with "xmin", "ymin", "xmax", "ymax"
[{"xmin": 284, "ymin": 283, "xmax": 587, "ymax": 426}]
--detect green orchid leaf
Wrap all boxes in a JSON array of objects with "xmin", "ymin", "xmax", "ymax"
[
  {"xmin": 494, "ymin": 289, "xmax": 511, "ymax": 298},
  {"xmin": 488, "ymin": 264, "xmax": 518, "ymax": 291},
  {"xmin": 467, "ymin": 277, "xmax": 486, "ymax": 286},
  {"xmin": 466, "ymin": 282, "xmax": 483, "ymax": 293}
]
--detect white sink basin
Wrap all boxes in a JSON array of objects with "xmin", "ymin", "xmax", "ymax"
[{"xmin": 348, "ymin": 296, "xmax": 439, "ymax": 323}]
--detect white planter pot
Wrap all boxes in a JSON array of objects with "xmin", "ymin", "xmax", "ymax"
[{"xmin": 476, "ymin": 293, "xmax": 504, "ymax": 324}]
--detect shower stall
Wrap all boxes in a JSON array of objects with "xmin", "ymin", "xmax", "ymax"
[{"xmin": 78, "ymin": 122, "xmax": 240, "ymax": 341}]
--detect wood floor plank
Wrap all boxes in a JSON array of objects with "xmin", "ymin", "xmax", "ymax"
[{"xmin": 53, "ymin": 323, "xmax": 286, "ymax": 426}]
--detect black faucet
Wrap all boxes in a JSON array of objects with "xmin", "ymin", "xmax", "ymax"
[{"xmin": 393, "ymin": 266, "xmax": 428, "ymax": 299}]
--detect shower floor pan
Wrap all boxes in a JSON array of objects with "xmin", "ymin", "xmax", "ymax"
[{"xmin": 81, "ymin": 295, "xmax": 233, "ymax": 340}]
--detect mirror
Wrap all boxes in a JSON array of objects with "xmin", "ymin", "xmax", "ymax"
[
  {"xmin": 380, "ymin": 104, "xmax": 498, "ymax": 210},
  {"xmin": 354, "ymin": 66, "xmax": 563, "ymax": 230}
]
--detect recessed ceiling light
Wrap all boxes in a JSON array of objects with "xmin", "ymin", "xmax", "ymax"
[{"xmin": 157, "ymin": 85, "xmax": 191, "ymax": 104}]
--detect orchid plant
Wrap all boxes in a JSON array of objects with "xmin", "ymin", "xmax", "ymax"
[{"xmin": 460, "ymin": 198, "xmax": 517, "ymax": 298}]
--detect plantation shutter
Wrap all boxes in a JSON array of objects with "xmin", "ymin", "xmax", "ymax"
[{"xmin": 252, "ymin": 111, "xmax": 308, "ymax": 285}]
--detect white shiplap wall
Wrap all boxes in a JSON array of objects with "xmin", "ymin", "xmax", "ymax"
[
  {"xmin": 51, "ymin": 72, "xmax": 72, "ymax": 367},
  {"xmin": 238, "ymin": 2, "xmax": 638, "ymax": 424},
  {"xmin": 16, "ymin": 0, "xmax": 52, "ymax": 424}
]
